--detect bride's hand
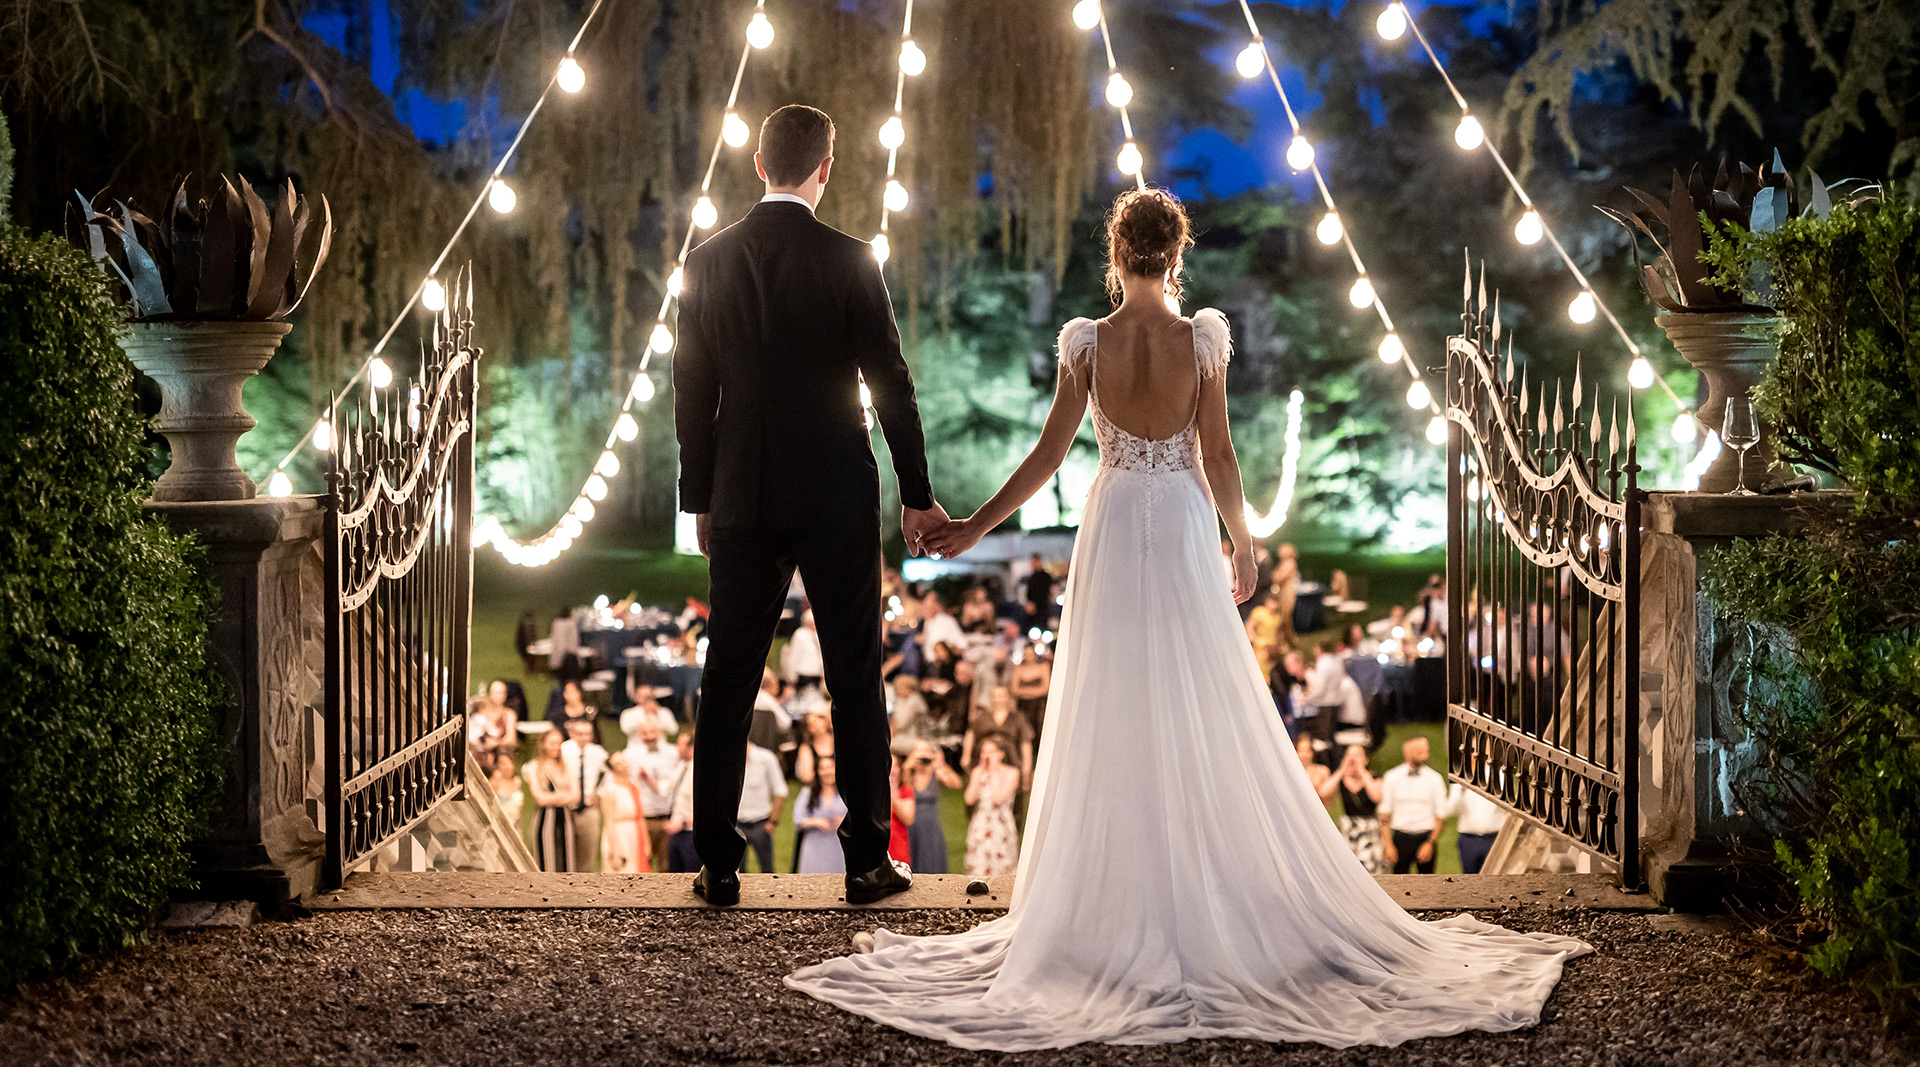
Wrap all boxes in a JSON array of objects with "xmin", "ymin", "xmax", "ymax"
[
  {"xmin": 1230, "ymin": 543, "xmax": 1257, "ymax": 604},
  {"xmin": 924, "ymin": 517, "xmax": 982, "ymax": 559}
]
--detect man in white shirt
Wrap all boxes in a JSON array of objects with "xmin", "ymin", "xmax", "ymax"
[
  {"xmin": 625, "ymin": 713, "xmax": 683, "ymax": 874},
  {"xmin": 736, "ymin": 740, "xmax": 789, "ymax": 873},
  {"xmin": 1378, "ymin": 736, "xmax": 1449, "ymax": 874},
  {"xmin": 781, "ymin": 610, "xmax": 824, "ymax": 690},
  {"xmin": 1297, "ymin": 639, "xmax": 1348, "ymax": 747},
  {"xmin": 920, "ymin": 592, "xmax": 965, "ymax": 654},
  {"xmin": 665, "ymin": 730, "xmax": 699, "ymax": 872},
  {"xmin": 888, "ymin": 673, "xmax": 933, "ymax": 755},
  {"xmin": 1447, "ymin": 781, "xmax": 1507, "ymax": 874},
  {"xmin": 561, "ymin": 717, "xmax": 611, "ymax": 868}
]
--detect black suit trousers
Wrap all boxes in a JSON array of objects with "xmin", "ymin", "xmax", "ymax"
[{"xmin": 693, "ymin": 518, "xmax": 892, "ymax": 876}]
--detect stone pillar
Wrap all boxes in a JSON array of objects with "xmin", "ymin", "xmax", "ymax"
[
  {"xmin": 1637, "ymin": 490, "xmax": 1843, "ymax": 910},
  {"xmin": 145, "ymin": 496, "xmax": 327, "ymax": 906}
]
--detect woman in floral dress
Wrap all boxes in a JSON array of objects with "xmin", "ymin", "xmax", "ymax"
[{"xmin": 963, "ymin": 734, "xmax": 1021, "ymax": 879}]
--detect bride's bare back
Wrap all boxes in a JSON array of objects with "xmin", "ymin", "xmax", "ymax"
[{"xmin": 1089, "ymin": 314, "xmax": 1200, "ymax": 441}]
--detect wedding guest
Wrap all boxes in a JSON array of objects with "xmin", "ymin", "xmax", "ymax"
[
  {"xmin": 523, "ymin": 729, "xmax": 579, "ymax": 872},
  {"xmin": 1334, "ymin": 745, "xmax": 1387, "ymax": 873},
  {"xmin": 546, "ymin": 678, "xmax": 592, "ymax": 726},
  {"xmin": 934, "ymin": 653, "xmax": 977, "ymax": 734},
  {"xmin": 752, "ymin": 668, "xmax": 795, "ymax": 762},
  {"xmin": 1245, "ymin": 591, "xmax": 1286, "ymax": 677},
  {"xmin": 1270, "ymin": 647, "xmax": 1308, "ymax": 738},
  {"xmin": 1298, "ymin": 639, "xmax": 1347, "ymax": 747},
  {"xmin": 888, "ymin": 755, "xmax": 914, "ymax": 864},
  {"xmin": 664, "ymin": 730, "xmax": 699, "ymax": 872},
  {"xmin": 1367, "ymin": 604, "xmax": 1411, "ymax": 640},
  {"xmin": 782, "ymin": 610, "xmax": 824, "ymax": 691},
  {"xmin": 964, "ymin": 735, "xmax": 1021, "ymax": 879},
  {"xmin": 491, "ymin": 678, "xmax": 529, "ymax": 724},
  {"xmin": 1009, "ymin": 641, "xmax": 1052, "ymax": 737},
  {"xmin": 920, "ymin": 592, "xmax": 966, "ymax": 653},
  {"xmin": 561, "ymin": 717, "xmax": 610, "ymax": 870},
  {"xmin": 736, "ymin": 739, "xmax": 788, "ymax": 873},
  {"xmin": 620, "ymin": 691, "xmax": 680, "ymax": 743},
  {"xmin": 1297, "ymin": 736, "xmax": 1338, "ymax": 816},
  {"xmin": 888, "ymin": 674, "xmax": 935, "ymax": 750},
  {"xmin": 467, "ymin": 694, "xmax": 510, "ymax": 764},
  {"xmin": 515, "ymin": 610, "xmax": 542, "ymax": 674},
  {"xmin": 1448, "ymin": 781, "xmax": 1507, "ymax": 875},
  {"xmin": 903, "ymin": 740, "xmax": 963, "ymax": 874},
  {"xmin": 625, "ymin": 711, "xmax": 682, "ymax": 873},
  {"xmin": 489, "ymin": 751, "xmax": 524, "ymax": 830},
  {"xmin": 793, "ymin": 754, "xmax": 849, "ymax": 874},
  {"xmin": 1022, "ymin": 553, "xmax": 1055, "ymax": 633},
  {"xmin": 959, "ymin": 586, "xmax": 996, "ymax": 634},
  {"xmin": 794, "ymin": 704, "xmax": 836, "ymax": 787},
  {"xmin": 1272, "ymin": 542, "xmax": 1301, "ymax": 645},
  {"xmin": 963, "ymin": 686, "xmax": 1035, "ymax": 794},
  {"xmin": 1379, "ymin": 736, "xmax": 1449, "ymax": 874},
  {"xmin": 599, "ymin": 750, "xmax": 648, "ymax": 873}
]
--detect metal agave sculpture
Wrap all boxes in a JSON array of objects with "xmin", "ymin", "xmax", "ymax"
[
  {"xmin": 1602, "ymin": 151, "xmax": 1878, "ymax": 312},
  {"xmin": 70, "ymin": 174, "xmax": 331, "ymax": 321}
]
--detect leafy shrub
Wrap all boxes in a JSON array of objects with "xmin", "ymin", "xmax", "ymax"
[
  {"xmin": 0, "ymin": 220, "xmax": 223, "ymax": 981},
  {"xmin": 1702, "ymin": 193, "xmax": 1920, "ymax": 1016}
]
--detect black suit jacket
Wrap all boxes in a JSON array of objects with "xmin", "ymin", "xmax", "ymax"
[{"xmin": 673, "ymin": 199, "xmax": 934, "ymax": 527}]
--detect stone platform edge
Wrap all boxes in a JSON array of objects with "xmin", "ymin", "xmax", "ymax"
[{"xmin": 305, "ymin": 871, "xmax": 1656, "ymax": 912}]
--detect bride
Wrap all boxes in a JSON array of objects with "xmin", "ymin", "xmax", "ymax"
[{"xmin": 784, "ymin": 188, "xmax": 1589, "ymax": 1051}]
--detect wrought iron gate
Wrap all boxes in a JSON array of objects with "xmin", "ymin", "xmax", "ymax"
[
  {"xmin": 1442, "ymin": 268, "xmax": 1641, "ymax": 886},
  {"xmin": 323, "ymin": 270, "xmax": 479, "ymax": 888}
]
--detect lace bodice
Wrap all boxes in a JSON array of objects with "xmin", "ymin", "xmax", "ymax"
[{"xmin": 1058, "ymin": 309, "xmax": 1231, "ymax": 475}]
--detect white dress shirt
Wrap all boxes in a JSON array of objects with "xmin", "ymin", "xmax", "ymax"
[
  {"xmin": 1306, "ymin": 651, "xmax": 1347, "ymax": 709},
  {"xmin": 761, "ymin": 192, "xmax": 816, "ymax": 212},
  {"xmin": 560, "ymin": 739, "xmax": 610, "ymax": 812},
  {"xmin": 783, "ymin": 625, "xmax": 824, "ymax": 680},
  {"xmin": 1448, "ymin": 783, "xmax": 1508, "ymax": 836},
  {"xmin": 1379, "ymin": 763, "xmax": 1449, "ymax": 835},
  {"xmin": 737, "ymin": 743, "xmax": 789, "ymax": 823},
  {"xmin": 921, "ymin": 611, "xmax": 966, "ymax": 654},
  {"xmin": 625, "ymin": 736, "xmax": 683, "ymax": 818},
  {"xmin": 618, "ymin": 704, "xmax": 679, "ymax": 741}
]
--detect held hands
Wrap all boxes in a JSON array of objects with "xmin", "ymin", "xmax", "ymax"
[
  {"xmin": 922, "ymin": 516, "xmax": 985, "ymax": 560},
  {"xmin": 901, "ymin": 502, "xmax": 952, "ymax": 557}
]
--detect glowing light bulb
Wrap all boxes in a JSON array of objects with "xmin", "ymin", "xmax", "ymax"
[
  {"xmin": 1116, "ymin": 141, "xmax": 1143, "ymax": 176},
  {"xmin": 1377, "ymin": 3, "xmax": 1409, "ymax": 41},
  {"xmin": 746, "ymin": 12, "xmax": 774, "ymax": 49},
  {"xmin": 1072, "ymin": 0, "xmax": 1101, "ymax": 30},
  {"xmin": 312, "ymin": 418, "xmax": 333, "ymax": 451},
  {"xmin": 650, "ymin": 322, "xmax": 674, "ymax": 353},
  {"xmin": 1672, "ymin": 411, "xmax": 1697, "ymax": 443},
  {"xmin": 368, "ymin": 356, "xmax": 393, "ymax": 389},
  {"xmin": 595, "ymin": 450, "xmax": 620, "ymax": 478},
  {"xmin": 1285, "ymin": 134, "xmax": 1315, "ymax": 172},
  {"xmin": 631, "ymin": 375, "xmax": 656, "ymax": 403},
  {"xmin": 585, "ymin": 474, "xmax": 609, "ymax": 501},
  {"xmin": 692, "ymin": 195, "xmax": 717, "ymax": 230},
  {"xmin": 421, "ymin": 277, "xmax": 446, "ymax": 311},
  {"xmin": 859, "ymin": 382, "xmax": 874, "ymax": 409},
  {"xmin": 871, "ymin": 233, "xmax": 890, "ymax": 264},
  {"xmin": 487, "ymin": 179, "xmax": 517, "ymax": 214},
  {"xmin": 1378, "ymin": 333, "xmax": 1406, "ymax": 364},
  {"xmin": 1348, "ymin": 275, "xmax": 1376, "ymax": 308},
  {"xmin": 614, "ymin": 412, "xmax": 639, "ymax": 441},
  {"xmin": 722, "ymin": 111, "xmax": 750, "ymax": 148},
  {"xmin": 561, "ymin": 514, "xmax": 583, "ymax": 539},
  {"xmin": 572, "ymin": 498, "xmax": 595, "ymax": 522},
  {"xmin": 1426, "ymin": 414, "xmax": 1449, "ymax": 445},
  {"xmin": 666, "ymin": 265, "xmax": 684, "ymax": 298},
  {"xmin": 1514, "ymin": 209, "xmax": 1544, "ymax": 245},
  {"xmin": 884, "ymin": 180, "xmax": 909, "ymax": 213},
  {"xmin": 556, "ymin": 56, "xmax": 585, "ymax": 94},
  {"xmin": 1236, "ymin": 41, "xmax": 1266, "ymax": 79},
  {"xmin": 266, "ymin": 471, "xmax": 293, "ymax": 497},
  {"xmin": 899, "ymin": 39, "xmax": 926, "ymax": 76},
  {"xmin": 1315, "ymin": 211, "xmax": 1343, "ymax": 246},
  {"xmin": 1454, "ymin": 115, "xmax": 1485, "ymax": 150},
  {"xmin": 1407, "ymin": 379, "xmax": 1433, "ymax": 410},
  {"xmin": 1568, "ymin": 290, "xmax": 1597, "ymax": 324},
  {"xmin": 1628, "ymin": 355, "xmax": 1655, "ymax": 389},
  {"xmin": 1105, "ymin": 73, "xmax": 1133, "ymax": 109},
  {"xmin": 878, "ymin": 115, "xmax": 905, "ymax": 150}
]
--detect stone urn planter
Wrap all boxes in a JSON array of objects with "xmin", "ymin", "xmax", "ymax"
[
  {"xmin": 1658, "ymin": 311, "xmax": 1778, "ymax": 494},
  {"xmin": 119, "ymin": 320, "xmax": 293, "ymax": 502}
]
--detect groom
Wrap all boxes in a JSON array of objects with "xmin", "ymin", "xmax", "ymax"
[{"xmin": 673, "ymin": 104, "xmax": 948, "ymax": 906}]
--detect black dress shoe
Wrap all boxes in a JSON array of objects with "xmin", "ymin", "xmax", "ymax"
[
  {"xmin": 693, "ymin": 866, "xmax": 740, "ymax": 907},
  {"xmin": 846, "ymin": 858, "xmax": 912, "ymax": 905}
]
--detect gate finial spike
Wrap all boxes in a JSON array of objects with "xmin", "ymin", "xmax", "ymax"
[
  {"xmin": 1490, "ymin": 291, "xmax": 1501, "ymax": 345},
  {"xmin": 1476, "ymin": 261, "xmax": 1487, "ymax": 316},
  {"xmin": 1537, "ymin": 392, "xmax": 1549, "ymax": 440},
  {"xmin": 1591, "ymin": 399, "xmax": 1604, "ymax": 448},
  {"xmin": 1463, "ymin": 250, "xmax": 1473, "ymax": 313},
  {"xmin": 1503, "ymin": 342, "xmax": 1515, "ymax": 385},
  {"xmin": 1626, "ymin": 404, "xmax": 1637, "ymax": 449},
  {"xmin": 1552, "ymin": 388, "xmax": 1564, "ymax": 436},
  {"xmin": 1572, "ymin": 355, "xmax": 1584, "ymax": 413},
  {"xmin": 1609, "ymin": 399, "xmax": 1620, "ymax": 458},
  {"xmin": 1518, "ymin": 366, "xmax": 1530, "ymax": 422}
]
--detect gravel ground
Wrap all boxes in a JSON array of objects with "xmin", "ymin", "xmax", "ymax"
[{"xmin": 0, "ymin": 906, "xmax": 1905, "ymax": 1067}]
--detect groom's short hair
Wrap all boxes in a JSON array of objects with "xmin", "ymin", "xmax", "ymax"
[{"xmin": 759, "ymin": 105, "xmax": 835, "ymax": 186}]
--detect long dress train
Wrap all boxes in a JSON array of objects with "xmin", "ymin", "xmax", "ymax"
[{"xmin": 786, "ymin": 310, "xmax": 1589, "ymax": 1050}]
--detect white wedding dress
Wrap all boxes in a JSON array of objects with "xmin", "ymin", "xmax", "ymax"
[{"xmin": 785, "ymin": 310, "xmax": 1590, "ymax": 1050}]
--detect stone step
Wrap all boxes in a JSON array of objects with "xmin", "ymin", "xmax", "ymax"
[{"xmin": 305, "ymin": 871, "xmax": 1657, "ymax": 912}]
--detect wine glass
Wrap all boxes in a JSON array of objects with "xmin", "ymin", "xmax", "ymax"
[{"xmin": 1722, "ymin": 395, "xmax": 1760, "ymax": 495}]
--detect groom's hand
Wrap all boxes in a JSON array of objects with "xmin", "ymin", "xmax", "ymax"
[
  {"xmin": 901, "ymin": 502, "xmax": 950, "ymax": 557},
  {"xmin": 694, "ymin": 513, "xmax": 711, "ymax": 559}
]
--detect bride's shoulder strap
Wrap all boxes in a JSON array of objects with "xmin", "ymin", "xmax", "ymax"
[
  {"xmin": 1056, "ymin": 317, "xmax": 1098, "ymax": 381},
  {"xmin": 1190, "ymin": 308, "xmax": 1233, "ymax": 380}
]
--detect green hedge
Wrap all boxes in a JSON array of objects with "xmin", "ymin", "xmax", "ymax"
[{"xmin": 0, "ymin": 221, "xmax": 223, "ymax": 981}]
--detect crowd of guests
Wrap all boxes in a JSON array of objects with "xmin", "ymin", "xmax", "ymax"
[{"xmin": 470, "ymin": 553, "xmax": 1067, "ymax": 881}]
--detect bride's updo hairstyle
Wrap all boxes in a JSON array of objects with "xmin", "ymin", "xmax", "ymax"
[{"xmin": 1105, "ymin": 187, "xmax": 1194, "ymax": 304}]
